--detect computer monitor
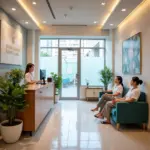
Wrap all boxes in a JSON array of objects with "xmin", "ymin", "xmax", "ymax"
[{"xmin": 40, "ymin": 69, "xmax": 46, "ymax": 80}]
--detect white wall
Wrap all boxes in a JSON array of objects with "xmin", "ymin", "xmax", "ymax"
[{"xmin": 114, "ymin": 0, "xmax": 150, "ymax": 128}]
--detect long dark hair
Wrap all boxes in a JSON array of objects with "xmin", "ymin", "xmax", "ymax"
[
  {"xmin": 132, "ymin": 76, "xmax": 143, "ymax": 85},
  {"xmin": 116, "ymin": 76, "xmax": 123, "ymax": 87},
  {"xmin": 25, "ymin": 63, "xmax": 34, "ymax": 74}
]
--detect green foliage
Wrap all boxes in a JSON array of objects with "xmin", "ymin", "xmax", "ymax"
[
  {"xmin": 5, "ymin": 69, "xmax": 24, "ymax": 85},
  {"xmin": 40, "ymin": 51, "xmax": 50, "ymax": 57},
  {"xmin": 99, "ymin": 66, "xmax": 113, "ymax": 90},
  {"xmin": 0, "ymin": 69, "xmax": 28, "ymax": 126},
  {"xmin": 51, "ymin": 72, "xmax": 62, "ymax": 95}
]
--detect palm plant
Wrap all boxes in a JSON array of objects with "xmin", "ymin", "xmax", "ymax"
[{"xmin": 99, "ymin": 66, "xmax": 113, "ymax": 91}]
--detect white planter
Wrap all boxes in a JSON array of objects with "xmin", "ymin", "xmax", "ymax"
[
  {"xmin": 0, "ymin": 119, "xmax": 23, "ymax": 143},
  {"xmin": 55, "ymin": 95, "xmax": 60, "ymax": 103}
]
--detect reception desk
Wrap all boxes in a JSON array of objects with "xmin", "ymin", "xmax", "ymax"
[{"xmin": 17, "ymin": 83, "xmax": 55, "ymax": 135}]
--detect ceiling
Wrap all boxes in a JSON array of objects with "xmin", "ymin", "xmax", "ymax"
[{"xmin": 0, "ymin": 0, "xmax": 144, "ymax": 30}]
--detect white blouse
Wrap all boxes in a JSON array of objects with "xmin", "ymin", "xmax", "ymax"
[
  {"xmin": 112, "ymin": 84, "xmax": 123, "ymax": 98},
  {"xmin": 25, "ymin": 72, "xmax": 34, "ymax": 83},
  {"xmin": 125, "ymin": 87, "xmax": 140, "ymax": 101}
]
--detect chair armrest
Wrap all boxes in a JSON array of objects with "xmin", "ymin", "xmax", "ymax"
[
  {"xmin": 99, "ymin": 92, "xmax": 113, "ymax": 98},
  {"xmin": 116, "ymin": 102, "xmax": 148, "ymax": 123}
]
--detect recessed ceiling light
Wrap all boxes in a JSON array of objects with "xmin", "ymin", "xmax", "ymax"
[
  {"xmin": 121, "ymin": 8, "xmax": 126, "ymax": 12},
  {"xmin": 25, "ymin": 21, "xmax": 29, "ymax": 24},
  {"xmin": 110, "ymin": 24, "xmax": 114, "ymax": 26},
  {"xmin": 43, "ymin": 21, "xmax": 47, "ymax": 24},
  {"xmin": 101, "ymin": 2, "xmax": 106, "ymax": 6},
  {"xmin": 32, "ymin": 1, "xmax": 37, "ymax": 5},
  {"xmin": 12, "ymin": 8, "xmax": 16, "ymax": 11},
  {"xmin": 94, "ymin": 21, "xmax": 97, "ymax": 24}
]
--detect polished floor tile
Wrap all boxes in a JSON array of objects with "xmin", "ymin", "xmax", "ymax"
[{"xmin": 0, "ymin": 101, "xmax": 150, "ymax": 150}]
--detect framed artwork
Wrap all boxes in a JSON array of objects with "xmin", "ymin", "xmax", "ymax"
[
  {"xmin": 122, "ymin": 32, "xmax": 141, "ymax": 74},
  {"xmin": 0, "ymin": 20, "xmax": 23, "ymax": 65}
]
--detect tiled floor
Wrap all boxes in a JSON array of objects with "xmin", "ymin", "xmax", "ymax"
[{"xmin": 0, "ymin": 101, "xmax": 150, "ymax": 150}]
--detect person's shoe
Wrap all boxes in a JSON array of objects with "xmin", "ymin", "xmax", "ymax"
[
  {"xmin": 91, "ymin": 108, "xmax": 98, "ymax": 112},
  {"xmin": 94, "ymin": 113, "xmax": 102, "ymax": 118}
]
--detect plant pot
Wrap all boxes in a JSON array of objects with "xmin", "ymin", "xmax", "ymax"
[
  {"xmin": 55, "ymin": 95, "xmax": 60, "ymax": 103},
  {"xmin": 0, "ymin": 119, "xmax": 23, "ymax": 143},
  {"xmin": 47, "ymin": 77, "xmax": 52, "ymax": 82}
]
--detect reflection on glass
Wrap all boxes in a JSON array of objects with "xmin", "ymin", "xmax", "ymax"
[
  {"xmin": 40, "ymin": 48, "xmax": 58, "ymax": 78},
  {"xmin": 81, "ymin": 49, "xmax": 104, "ymax": 86},
  {"xmin": 81, "ymin": 40, "xmax": 105, "ymax": 48},
  {"xmin": 40, "ymin": 39, "xmax": 58, "ymax": 47},
  {"xmin": 59, "ymin": 39, "xmax": 80, "ymax": 47},
  {"xmin": 61, "ymin": 50, "xmax": 78, "ymax": 97}
]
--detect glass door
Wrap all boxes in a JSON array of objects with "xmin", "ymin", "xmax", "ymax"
[{"xmin": 59, "ymin": 48, "xmax": 80, "ymax": 100}]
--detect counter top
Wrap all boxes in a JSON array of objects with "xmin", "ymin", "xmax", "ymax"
[{"xmin": 25, "ymin": 82, "xmax": 54, "ymax": 91}]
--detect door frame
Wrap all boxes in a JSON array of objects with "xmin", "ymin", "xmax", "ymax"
[{"xmin": 58, "ymin": 48, "xmax": 81, "ymax": 100}]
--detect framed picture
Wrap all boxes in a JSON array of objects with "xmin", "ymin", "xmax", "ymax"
[
  {"xmin": 122, "ymin": 32, "xmax": 141, "ymax": 74},
  {"xmin": 0, "ymin": 20, "xmax": 23, "ymax": 65}
]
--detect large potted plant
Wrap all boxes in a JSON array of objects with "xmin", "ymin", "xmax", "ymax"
[
  {"xmin": 0, "ymin": 69, "xmax": 28, "ymax": 143},
  {"xmin": 99, "ymin": 66, "xmax": 113, "ymax": 91},
  {"xmin": 51, "ymin": 72, "xmax": 62, "ymax": 103}
]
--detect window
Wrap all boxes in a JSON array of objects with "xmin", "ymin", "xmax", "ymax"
[
  {"xmin": 59, "ymin": 39, "xmax": 80, "ymax": 47},
  {"xmin": 81, "ymin": 49, "xmax": 104, "ymax": 86},
  {"xmin": 39, "ymin": 38, "xmax": 105, "ymax": 86},
  {"xmin": 81, "ymin": 40, "xmax": 104, "ymax": 48}
]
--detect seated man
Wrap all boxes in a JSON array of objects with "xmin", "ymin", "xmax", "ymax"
[
  {"xmin": 99, "ymin": 76, "xmax": 143, "ymax": 124},
  {"xmin": 91, "ymin": 76, "xmax": 123, "ymax": 118}
]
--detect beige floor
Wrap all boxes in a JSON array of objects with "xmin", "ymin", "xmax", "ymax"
[{"xmin": 0, "ymin": 101, "xmax": 150, "ymax": 150}]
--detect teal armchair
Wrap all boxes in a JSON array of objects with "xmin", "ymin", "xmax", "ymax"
[{"xmin": 99, "ymin": 90, "xmax": 149, "ymax": 130}]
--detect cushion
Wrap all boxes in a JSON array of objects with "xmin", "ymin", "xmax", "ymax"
[
  {"xmin": 111, "ymin": 108, "xmax": 116, "ymax": 116},
  {"xmin": 138, "ymin": 92, "xmax": 146, "ymax": 102}
]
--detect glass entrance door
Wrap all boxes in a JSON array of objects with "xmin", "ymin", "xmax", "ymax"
[{"xmin": 59, "ymin": 48, "xmax": 80, "ymax": 100}]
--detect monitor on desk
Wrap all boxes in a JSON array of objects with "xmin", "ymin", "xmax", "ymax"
[{"xmin": 40, "ymin": 69, "xmax": 46, "ymax": 80}]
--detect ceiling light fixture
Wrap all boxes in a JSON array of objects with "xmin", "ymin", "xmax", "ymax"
[
  {"xmin": 101, "ymin": 0, "xmax": 120, "ymax": 28},
  {"xmin": 121, "ymin": 8, "xmax": 126, "ymax": 12},
  {"xmin": 101, "ymin": 2, "xmax": 106, "ymax": 6},
  {"xmin": 110, "ymin": 24, "xmax": 114, "ymax": 26},
  {"xmin": 25, "ymin": 21, "xmax": 29, "ymax": 24},
  {"xmin": 12, "ymin": 8, "xmax": 16, "ymax": 11},
  {"xmin": 94, "ymin": 21, "xmax": 97, "ymax": 24},
  {"xmin": 17, "ymin": 0, "xmax": 41, "ymax": 28},
  {"xmin": 32, "ymin": 1, "xmax": 36, "ymax": 5}
]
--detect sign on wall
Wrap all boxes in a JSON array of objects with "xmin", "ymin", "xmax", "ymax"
[{"xmin": 0, "ymin": 20, "xmax": 23, "ymax": 65}]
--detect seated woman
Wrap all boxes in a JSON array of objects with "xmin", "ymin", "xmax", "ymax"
[
  {"xmin": 25, "ymin": 63, "xmax": 37, "ymax": 84},
  {"xmin": 91, "ymin": 76, "xmax": 123, "ymax": 117},
  {"xmin": 100, "ymin": 76, "xmax": 143, "ymax": 124}
]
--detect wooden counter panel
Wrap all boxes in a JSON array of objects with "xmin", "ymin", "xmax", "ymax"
[
  {"xmin": 17, "ymin": 83, "xmax": 55, "ymax": 132},
  {"xmin": 17, "ymin": 91, "xmax": 35, "ymax": 131}
]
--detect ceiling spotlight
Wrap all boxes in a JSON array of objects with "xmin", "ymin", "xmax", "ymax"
[
  {"xmin": 94, "ymin": 21, "xmax": 97, "ymax": 24},
  {"xmin": 110, "ymin": 24, "xmax": 114, "ymax": 26},
  {"xmin": 121, "ymin": 8, "xmax": 126, "ymax": 12},
  {"xmin": 12, "ymin": 8, "xmax": 16, "ymax": 11},
  {"xmin": 32, "ymin": 1, "xmax": 37, "ymax": 5},
  {"xmin": 43, "ymin": 21, "xmax": 47, "ymax": 24},
  {"xmin": 25, "ymin": 21, "xmax": 29, "ymax": 24},
  {"xmin": 101, "ymin": 2, "xmax": 106, "ymax": 6}
]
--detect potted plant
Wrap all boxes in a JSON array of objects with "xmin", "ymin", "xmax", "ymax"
[
  {"xmin": 0, "ymin": 69, "xmax": 28, "ymax": 143},
  {"xmin": 99, "ymin": 66, "xmax": 113, "ymax": 91},
  {"xmin": 51, "ymin": 72, "xmax": 62, "ymax": 103}
]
